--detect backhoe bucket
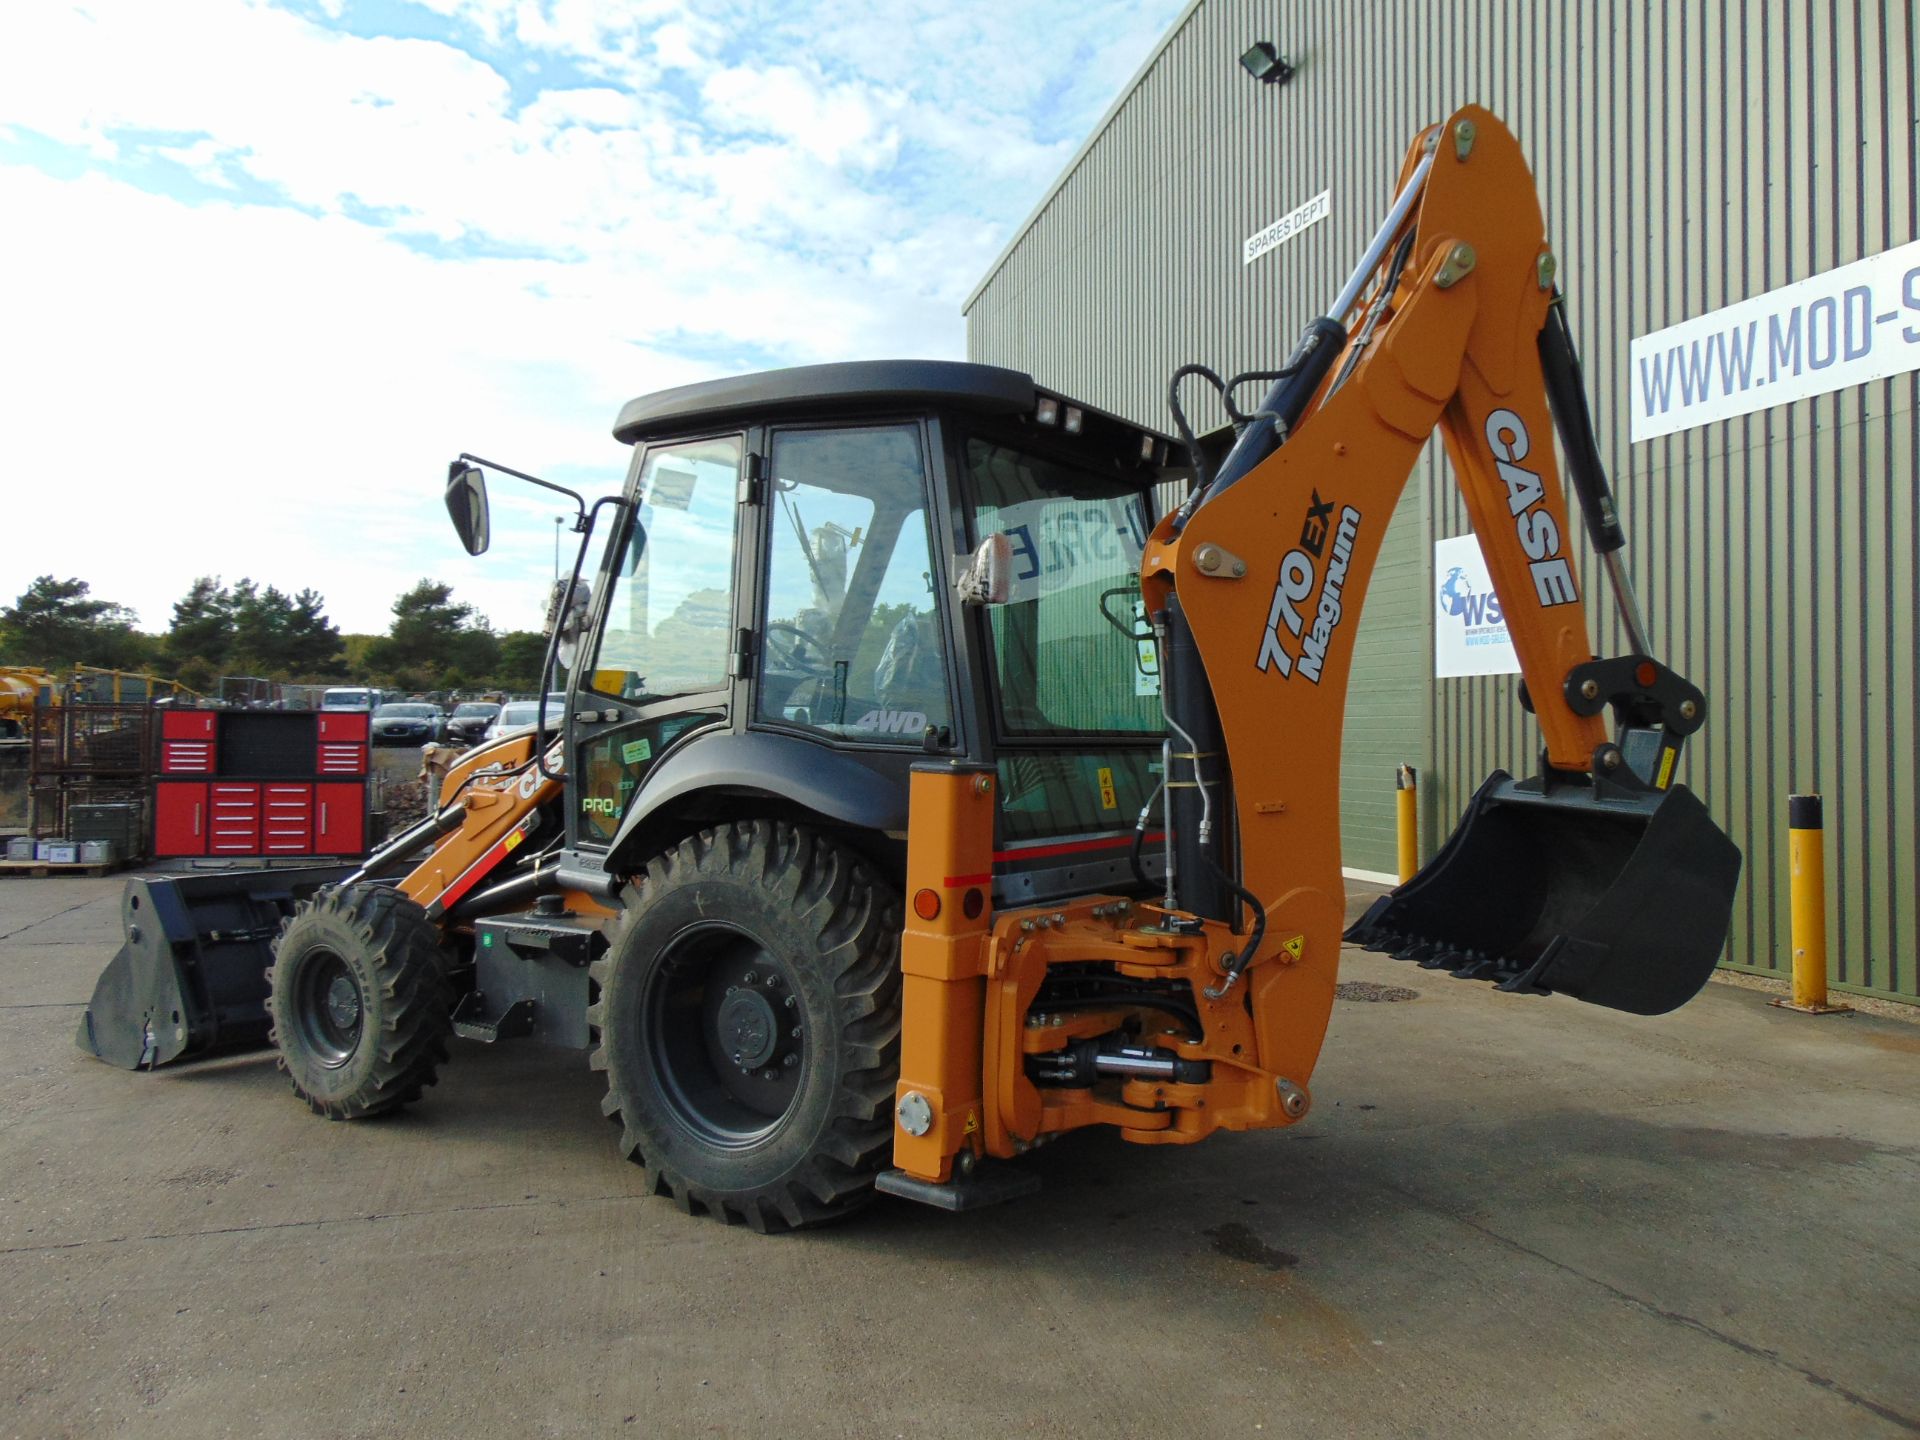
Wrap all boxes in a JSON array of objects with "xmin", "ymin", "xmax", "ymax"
[
  {"xmin": 76, "ymin": 866, "xmax": 355, "ymax": 1069},
  {"xmin": 1345, "ymin": 771, "xmax": 1741, "ymax": 1015}
]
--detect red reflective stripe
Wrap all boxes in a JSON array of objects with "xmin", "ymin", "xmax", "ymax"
[
  {"xmin": 942, "ymin": 872, "xmax": 993, "ymax": 888},
  {"xmin": 990, "ymin": 831, "xmax": 1161, "ymax": 863},
  {"xmin": 437, "ymin": 845, "xmax": 508, "ymax": 909}
]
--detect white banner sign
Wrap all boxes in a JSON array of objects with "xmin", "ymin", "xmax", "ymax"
[
  {"xmin": 1434, "ymin": 533, "xmax": 1519, "ymax": 678},
  {"xmin": 1629, "ymin": 237, "xmax": 1920, "ymax": 440},
  {"xmin": 1243, "ymin": 188, "xmax": 1330, "ymax": 266}
]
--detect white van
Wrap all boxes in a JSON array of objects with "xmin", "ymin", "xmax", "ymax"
[{"xmin": 320, "ymin": 687, "xmax": 383, "ymax": 713}]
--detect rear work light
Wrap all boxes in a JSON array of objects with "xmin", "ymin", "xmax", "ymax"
[
  {"xmin": 1034, "ymin": 396, "xmax": 1059, "ymax": 426},
  {"xmin": 1063, "ymin": 406, "xmax": 1084, "ymax": 434}
]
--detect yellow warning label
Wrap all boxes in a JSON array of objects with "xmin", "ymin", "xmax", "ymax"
[
  {"xmin": 963, "ymin": 1111, "xmax": 979, "ymax": 1135},
  {"xmin": 1656, "ymin": 747, "xmax": 1676, "ymax": 790},
  {"xmin": 1096, "ymin": 766, "xmax": 1117, "ymax": 811},
  {"xmin": 1282, "ymin": 934, "xmax": 1305, "ymax": 961}
]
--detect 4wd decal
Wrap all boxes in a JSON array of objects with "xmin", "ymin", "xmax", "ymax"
[
  {"xmin": 1256, "ymin": 493, "xmax": 1362, "ymax": 684},
  {"xmin": 853, "ymin": 708, "xmax": 927, "ymax": 735}
]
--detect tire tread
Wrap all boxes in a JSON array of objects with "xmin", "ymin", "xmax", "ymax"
[{"xmin": 593, "ymin": 820, "xmax": 901, "ymax": 1231}]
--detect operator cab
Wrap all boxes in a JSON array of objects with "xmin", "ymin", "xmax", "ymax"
[{"xmin": 562, "ymin": 360, "xmax": 1187, "ymax": 904}]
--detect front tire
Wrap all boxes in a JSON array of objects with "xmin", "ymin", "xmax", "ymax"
[
  {"xmin": 267, "ymin": 884, "xmax": 452, "ymax": 1119},
  {"xmin": 588, "ymin": 821, "xmax": 902, "ymax": 1232}
]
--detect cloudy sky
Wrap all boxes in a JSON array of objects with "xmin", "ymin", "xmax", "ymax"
[{"xmin": 0, "ymin": 0, "xmax": 1186, "ymax": 636}]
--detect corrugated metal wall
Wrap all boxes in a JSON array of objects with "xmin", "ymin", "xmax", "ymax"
[{"xmin": 965, "ymin": 0, "xmax": 1918, "ymax": 1000}]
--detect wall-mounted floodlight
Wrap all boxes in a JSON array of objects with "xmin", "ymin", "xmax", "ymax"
[{"xmin": 1239, "ymin": 41, "xmax": 1296, "ymax": 84}]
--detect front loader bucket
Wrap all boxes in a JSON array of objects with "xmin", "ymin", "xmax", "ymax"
[
  {"xmin": 76, "ymin": 866, "xmax": 356, "ymax": 1069},
  {"xmin": 1345, "ymin": 771, "xmax": 1741, "ymax": 1016}
]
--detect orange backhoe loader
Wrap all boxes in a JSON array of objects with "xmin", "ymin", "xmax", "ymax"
[{"xmin": 80, "ymin": 107, "xmax": 1740, "ymax": 1230}]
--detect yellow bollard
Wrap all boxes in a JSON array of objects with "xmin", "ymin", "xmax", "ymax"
[
  {"xmin": 1770, "ymin": 793, "xmax": 1852, "ymax": 1016},
  {"xmin": 1395, "ymin": 764, "xmax": 1418, "ymax": 884}
]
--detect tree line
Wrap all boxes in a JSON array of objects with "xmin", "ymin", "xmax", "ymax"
[{"xmin": 0, "ymin": 575, "xmax": 547, "ymax": 694}]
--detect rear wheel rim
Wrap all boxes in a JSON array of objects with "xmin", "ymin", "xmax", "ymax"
[
  {"xmin": 642, "ymin": 924, "xmax": 804, "ymax": 1150},
  {"xmin": 295, "ymin": 950, "xmax": 364, "ymax": 1068}
]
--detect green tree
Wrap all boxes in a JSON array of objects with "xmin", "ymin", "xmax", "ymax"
[
  {"xmin": 283, "ymin": 589, "xmax": 345, "ymax": 676},
  {"xmin": 340, "ymin": 634, "xmax": 379, "ymax": 674},
  {"xmin": 366, "ymin": 579, "xmax": 499, "ymax": 690},
  {"xmin": 0, "ymin": 575, "xmax": 145, "ymax": 669},
  {"xmin": 166, "ymin": 576, "xmax": 233, "ymax": 668},
  {"xmin": 492, "ymin": 630, "xmax": 547, "ymax": 690},
  {"xmin": 224, "ymin": 579, "xmax": 273, "ymax": 669},
  {"xmin": 173, "ymin": 655, "xmax": 218, "ymax": 694},
  {"xmin": 212, "ymin": 580, "xmax": 346, "ymax": 678},
  {"xmin": 164, "ymin": 576, "xmax": 342, "ymax": 681}
]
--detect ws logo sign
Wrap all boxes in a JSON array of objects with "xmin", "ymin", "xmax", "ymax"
[
  {"xmin": 1439, "ymin": 566, "xmax": 1502, "ymax": 627},
  {"xmin": 1432, "ymin": 534, "xmax": 1519, "ymax": 679}
]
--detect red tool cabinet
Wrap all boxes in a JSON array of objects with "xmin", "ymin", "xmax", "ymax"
[
  {"xmin": 153, "ymin": 711, "xmax": 370, "ymax": 859},
  {"xmin": 159, "ymin": 709, "xmax": 217, "ymax": 774}
]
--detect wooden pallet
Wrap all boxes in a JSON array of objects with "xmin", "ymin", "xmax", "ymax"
[{"xmin": 0, "ymin": 858, "xmax": 127, "ymax": 878}]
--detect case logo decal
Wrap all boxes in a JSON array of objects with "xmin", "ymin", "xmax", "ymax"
[{"xmin": 1484, "ymin": 408, "xmax": 1578, "ymax": 608}]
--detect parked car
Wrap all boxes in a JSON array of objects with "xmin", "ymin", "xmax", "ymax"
[
  {"xmin": 371, "ymin": 701, "xmax": 446, "ymax": 746},
  {"xmin": 481, "ymin": 693, "xmax": 569, "ymax": 744},
  {"xmin": 444, "ymin": 701, "xmax": 501, "ymax": 746},
  {"xmin": 321, "ymin": 686, "xmax": 384, "ymax": 712}
]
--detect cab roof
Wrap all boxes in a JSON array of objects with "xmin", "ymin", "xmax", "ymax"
[{"xmin": 613, "ymin": 360, "xmax": 1037, "ymax": 445}]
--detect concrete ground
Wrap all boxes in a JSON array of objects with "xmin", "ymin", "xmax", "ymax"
[{"xmin": 2, "ymin": 875, "xmax": 1917, "ymax": 1440}]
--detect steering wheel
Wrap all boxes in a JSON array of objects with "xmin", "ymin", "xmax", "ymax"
[{"xmin": 763, "ymin": 622, "xmax": 830, "ymax": 674}]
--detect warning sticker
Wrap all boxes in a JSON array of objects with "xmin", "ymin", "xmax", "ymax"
[
  {"xmin": 1096, "ymin": 766, "xmax": 1117, "ymax": 811},
  {"xmin": 622, "ymin": 738, "xmax": 652, "ymax": 766}
]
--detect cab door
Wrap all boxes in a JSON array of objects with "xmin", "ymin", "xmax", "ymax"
[
  {"xmin": 567, "ymin": 434, "xmax": 743, "ymax": 853},
  {"xmin": 749, "ymin": 422, "xmax": 953, "ymax": 749}
]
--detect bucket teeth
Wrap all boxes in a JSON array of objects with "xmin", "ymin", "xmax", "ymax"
[
  {"xmin": 1392, "ymin": 940, "xmax": 1440, "ymax": 963},
  {"xmin": 1495, "ymin": 969, "xmax": 1550, "ymax": 997}
]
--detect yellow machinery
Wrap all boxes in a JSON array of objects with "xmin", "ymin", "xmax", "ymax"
[
  {"xmin": 0, "ymin": 667, "xmax": 55, "ymax": 740},
  {"xmin": 81, "ymin": 110, "xmax": 1739, "ymax": 1230}
]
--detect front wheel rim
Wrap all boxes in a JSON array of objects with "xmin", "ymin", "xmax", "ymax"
[
  {"xmin": 642, "ymin": 924, "xmax": 805, "ymax": 1149},
  {"xmin": 294, "ymin": 951, "xmax": 364, "ymax": 1068}
]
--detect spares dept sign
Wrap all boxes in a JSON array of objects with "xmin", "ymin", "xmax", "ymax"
[{"xmin": 1433, "ymin": 532, "xmax": 1519, "ymax": 678}]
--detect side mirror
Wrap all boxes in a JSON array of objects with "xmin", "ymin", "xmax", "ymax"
[
  {"xmin": 444, "ymin": 462, "xmax": 491, "ymax": 555},
  {"xmin": 956, "ymin": 532, "xmax": 1013, "ymax": 606}
]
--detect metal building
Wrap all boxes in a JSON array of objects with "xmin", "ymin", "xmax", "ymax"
[{"xmin": 963, "ymin": 0, "xmax": 1918, "ymax": 1002}]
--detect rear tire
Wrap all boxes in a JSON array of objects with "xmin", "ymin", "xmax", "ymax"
[
  {"xmin": 268, "ymin": 884, "xmax": 452, "ymax": 1119},
  {"xmin": 587, "ymin": 821, "xmax": 902, "ymax": 1232}
]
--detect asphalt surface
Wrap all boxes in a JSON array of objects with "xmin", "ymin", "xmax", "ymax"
[{"xmin": 3, "ymin": 873, "xmax": 1917, "ymax": 1439}]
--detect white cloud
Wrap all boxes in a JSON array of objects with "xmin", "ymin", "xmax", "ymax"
[{"xmin": 0, "ymin": 0, "xmax": 1185, "ymax": 640}]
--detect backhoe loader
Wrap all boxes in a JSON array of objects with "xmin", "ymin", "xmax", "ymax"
[{"xmin": 79, "ymin": 107, "xmax": 1740, "ymax": 1230}]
